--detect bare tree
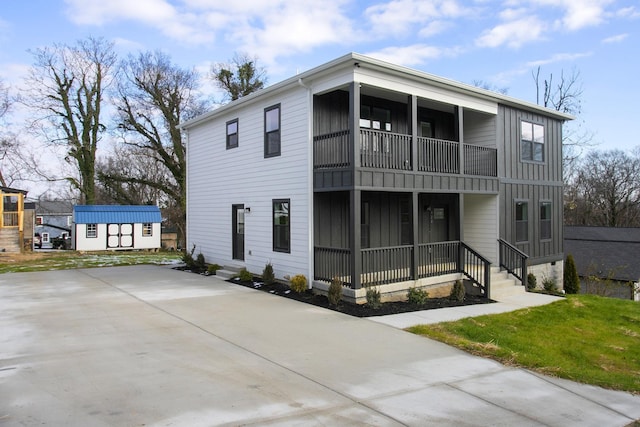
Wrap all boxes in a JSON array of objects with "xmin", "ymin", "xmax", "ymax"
[
  {"xmin": 471, "ymin": 79, "xmax": 508, "ymax": 95},
  {"xmin": 533, "ymin": 66, "xmax": 583, "ymax": 115},
  {"xmin": 566, "ymin": 150, "xmax": 640, "ymax": 227},
  {"xmin": 21, "ymin": 37, "xmax": 117, "ymax": 203},
  {"xmin": 113, "ymin": 50, "xmax": 207, "ymax": 244},
  {"xmin": 211, "ymin": 52, "xmax": 267, "ymax": 102}
]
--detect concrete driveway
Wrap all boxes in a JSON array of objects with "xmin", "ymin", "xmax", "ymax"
[{"xmin": 1, "ymin": 265, "xmax": 639, "ymax": 426}]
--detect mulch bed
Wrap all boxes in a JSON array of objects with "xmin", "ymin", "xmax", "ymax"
[
  {"xmin": 174, "ymin": 266, "xmax": 494, "ymax": 317},
  {"xmin": 226, "ymin": 275, "xmax": 494, "ymax": 318}
]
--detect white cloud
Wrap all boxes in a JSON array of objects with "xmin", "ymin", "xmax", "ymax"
[
  {"xmin": 365, "ymin": 44, "xmax": 460, "ymax": 67},
  {"xmin": 364, "ymin": 0, "xmax": 474, "ymax": 37},
  {"xmin": 476, "ymin": 16, "xmax": 546, "ymax": 48},
  {"xmin": 614, "ymin": 6, "xmax": 640, "ymax": 19},
  {"xmin": 418, "ymin": 20, "xmax": 452, "ymax": 38},
  {"xmin": 601, "ymin": 33, "xmax": 628, "ymax": 44},
  {"xmin": 526, "ymin": 52, "xmax": 592, "ymax": 68},
  {"xmin": 529, "ymin": 0, "xmax": 613, "ymax": 30}
]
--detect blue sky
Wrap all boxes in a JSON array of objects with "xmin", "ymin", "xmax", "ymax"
[{"xmin": 1, "ymin": 0, "xmax": 639, "ymax": 193}]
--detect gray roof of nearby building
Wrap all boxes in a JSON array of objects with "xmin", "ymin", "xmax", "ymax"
[
  {"xmin": 73, "ymin": 205, "xmax": 162, "ymax": 224},
  {"xmin": 36, "ymin": 200, "xmax": 74, "ymax": 215},
  {"xmin": 564, "ymin": 226, "xmax": 640, "ymax": 282}
]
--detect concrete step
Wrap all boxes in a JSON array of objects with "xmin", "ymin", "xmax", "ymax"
[
  {"xmin": 0, "ymin": 229, "xmax": 21, "ymax": 252},
  {"xmin": 490, "ymin": 270, "xmax": 527, "ymax": 301},
  {"xmin": 216, "ymin": 265, "xmax": 244, "ymax": 280}
]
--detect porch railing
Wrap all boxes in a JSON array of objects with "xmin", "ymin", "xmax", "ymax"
[
  {"xmin": 361, "ymin": 245, "xmax": 413, "ymax": 285},
  {"xmin": 498, "ymin": 239, "xmax": 528, "ymax": 286},
  {"xmin": 314, "ymin": 242, "xmax": 492, "ymax": 298},
  {"xmin": 313, "ymin": 130, "xmax": 351, "ymax": 168},
  {"xmin": 360, "ymin": 129, "xmax": 412, "ymax": 170},
  {"xmin": 2, "ymin": 212, "xmax": 19, "ymax": 227},
  {"xmin": 459, "ymin": 242, "xmax": 491, "ymax": 299},
  {"xmin": 418, "ymin": 137, "xmax": 459, "ymax": 174},
  {"xmin": 313, "ymin": 246, "xmax": 351, "ymax": 285},
  {"xmin": 464, "ymin": 144, "xmax": 497, "ymax": 177},
  {"xmin": 418, "ymin": 241, "xmax": 459, "ymax": 278},
  {"xmin": 312, "ymin": 129, "xmax": 497, "ymax": 177}
]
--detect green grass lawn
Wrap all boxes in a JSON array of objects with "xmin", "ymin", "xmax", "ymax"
[
  {"xmin": 0, "ymin": 251, "xmax": 182, "ymax": 273},
  {"xmin": 408, "ymin": 294, "xmax": 640, "ymax": 393}
]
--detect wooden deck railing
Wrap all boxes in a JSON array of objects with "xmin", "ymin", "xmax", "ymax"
[
  {"xmin": 360, "ymin": 129, "xmax": 412, "ymax": 170},
  {"xmin": 2, "ymin": 212, "xmax": 19, "ymax": 227},
  {"xmin": 314, "ymin": 242, "xmax": 491, "ymax": 298},
  {"xmin": 313, "ymin": 129, "xmax": 497, "ymax": 177}
]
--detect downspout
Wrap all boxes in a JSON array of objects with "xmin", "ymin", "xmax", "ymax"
[{"xmin": 298, "ymin": 78, "xmax": 314, "ymax": 289}]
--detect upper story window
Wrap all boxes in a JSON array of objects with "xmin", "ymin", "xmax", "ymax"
[
  {"xmin": 264, "ymin": 104, "xmax": 281, "ymax": 158},
  {"xmin": 521, "ymin": 120, "xmax": 544, "ymax": 162},
  {"xmin": 142, "ymin": 223, "xmax": 153, "ymax": 237},
  {"xmin": 87, "ymin": 223, "xmax": 97, "ymax": 238},
  {"xmin": 226, "ymin": 119, "xmax": 238, "ymax": 149},
  {"xmin": 36, "ymin": 216, "xmax": 43, "ymax": 225},
  {"xmin": 540, "ymin": 202, "xmax": 552, "ymax": 240},
  {"xmin": 515, "ymin": 201, "xmax": 528, "ymax": 242}
]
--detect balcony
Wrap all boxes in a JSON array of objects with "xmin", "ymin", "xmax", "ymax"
[{"xmin": 313, "ymin": 128, "xmax": 497, "ymax": 177}]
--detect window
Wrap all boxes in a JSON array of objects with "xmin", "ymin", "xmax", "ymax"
[
  {"xmin": 361, "ymin": 201, "xmax": 370, "ymax": 248},
  {"xmin": 273, "ymin": 199, "xmax": 290, "ymax": 252},
  {"xmin": 36, "ymin": 216, "xmax": 43, "ymax": 225},
  {"xmin": 42, "ymin": 232, "xmax": 49, "ymax": 243},
  {"xmin": 264, "ymin": 104, "xmax": 281, "ymax": 157},
  {"xmin": 515, "ymin": 202, "xmax": 528, "ymax": 242},
  {"xmin": 226, "ymin": 119, "xmax": 238, "ymax": 149},
  {"xmin": 61, "ymin": 232, "xmax": 69, "ymax": 239},
  {"xmin": 67, "ymin": 216, "xmax": 72, "ymax": 226},
  {"xmin": 360, "ymin": 105, "xmax": 392, "ymax": 131},
  {"xmin": 87, "ymin": 224, "xmax": 97, "ymax": 238},
  {"xmin": 521, "ymin": 120, "xmax": 544, "ymax": 162},
  {"xmin": 142, "ymin": 223, "xmax": 153, "ymax": 237},
  {"xmin": 540, "ymin": 202, "xmax": 552, "ymax": 240}
]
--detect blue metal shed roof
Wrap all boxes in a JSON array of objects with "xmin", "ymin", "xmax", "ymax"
[{"xmin": 73, "ymin": 205, "xmax": 162, "ymax": 224}]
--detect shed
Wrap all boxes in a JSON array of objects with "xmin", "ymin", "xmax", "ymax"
[{"xmin": 72, "ymin": 205, "xmax": 162, "ymax": 251}]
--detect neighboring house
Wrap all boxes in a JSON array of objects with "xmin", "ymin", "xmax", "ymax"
[
  {"xmin": 0, "ymin": 186, "xmax": 31, "ymax": 252},
  {"xmin": 564, "ymin": 226, "xmax": 640, "ymax": 301},
  {"xmin": 72, "ymin": 205, "xmax": 162, "ymax": 251},
  {"xmin": 182, "ymin": 53, "xmax": 572, "ymax": 303},
  {"xmin": 35, "ymin": 200, "xmax": 74, "ymax": 249}
]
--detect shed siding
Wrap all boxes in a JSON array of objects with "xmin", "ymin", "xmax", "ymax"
[{"xmin": 187, "ymin": 85, "xmax": 311, "ymax": 281}]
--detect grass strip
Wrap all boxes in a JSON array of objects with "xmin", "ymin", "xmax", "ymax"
[{"xmin": 407, "ymin": 294, "xmax": 640, "ymax": 393}]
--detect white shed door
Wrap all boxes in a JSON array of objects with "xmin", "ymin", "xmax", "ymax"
[{"xmin": 107, "ymin": 224, "xmax": 134, "ymax": 248}]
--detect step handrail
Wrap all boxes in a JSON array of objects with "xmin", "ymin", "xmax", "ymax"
[
  {"xmin": 498, "ymin": 239, "xmax": 528, "ymax": 286},
  {"xmin": 459, "ymin": 242, "xmax": 491, "ymax": 300}
]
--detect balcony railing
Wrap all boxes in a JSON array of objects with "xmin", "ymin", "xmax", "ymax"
[
  {"xmin": 313, "ymin": 129, "xmax": 497, "ymax": 177},
  {"xmin": 2, "ymin": 212, "xmax": 19, "ymax": 227},
  {"xmin": 314, "ymin": 241, "xmax": 491, "ymax": 297},
  {"xmin": 360, "ymin": 129, "xmax": 412, "ymax": 170}
]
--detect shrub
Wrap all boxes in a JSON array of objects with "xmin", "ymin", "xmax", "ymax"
[
  {"xmin": 182, "ymin": 244, "xmax": 196, "ymax": 269},
  {"xmin": 542, "ymin": 277, "xmax": 557, "ymax": 292},
  {"xmin": 207, "ymin": 264, "xmax": 221, "ymax": 275},
  {"xmin": 289, "ymin": 274, "xmax": 307, "ymax": 293},
  {"xmin": 564, "ymin": 254, "xmax": 580, "ymax": 294},
  {"xmin": 527, "ymin": 273, "xmax": 537, "ymax": 291},
  {"xmin": 238, "ymin": 268, "xmax": 253, "ymax": 282},
  {"xmin": 449, "ymin": 280, "xmax": 466, "ymax": 302},
  {"xmin": 407, "ymin": 286, "xmax": 429, "ymax": 306},
  {"xmin": 262, "ymin": 262, "xmax": 275, "ymax": 285},
  {"xmin": 195, "ymin": 253, "xmax": 206, "ymax": 271},
  {"xmin": 365, "ymin": 287, "xmax": 382, "ymax": 309},
  {"xmin": 328, "ymin": 276, "xmax": 343, "ymax": 306}
]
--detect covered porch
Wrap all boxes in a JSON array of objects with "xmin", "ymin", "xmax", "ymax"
[{"xmin": 313, "ymin": 191, "xmax": 498, "ymax": 299}]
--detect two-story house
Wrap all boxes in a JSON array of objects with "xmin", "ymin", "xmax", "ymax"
[{"xmin": 182, "ymin": 53, "xmax": 572, "ymax": 303}]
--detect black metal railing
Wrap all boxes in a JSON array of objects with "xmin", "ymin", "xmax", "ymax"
[
  {"xmin": 464, "ymin": 144, "xmax": 497, "ymax": 177},
  {"xmin": 417, "ymin": 241, "xmax": 459, "ymax": 278},
  {"xmin": 361, "ymin": 245, "xmax": 413, "ymax": 286},
  {"xmin": 498, "ymin": 239, "xmax": 528, "ymax": 286},
  {"xmin": 313, "ymin": 130, "xmax": 351, "ymax": 168},
  {"xmin": 418, "ymin": 137, "xmax": 460, "ymax": 174},
  {"xmin": 313, "ymin": 246, "xmax": 351, "ymax": 285},
  {"xmin": 460, "ymin": 242, "xmax": 492, "ymax": 299},
  {"xmin": 360, "ymin": 129, "xmax": 412, "ymax": 170},
  {"xmin": 314, "ymin": 241, "xmax": 492, "ymax": 298}
]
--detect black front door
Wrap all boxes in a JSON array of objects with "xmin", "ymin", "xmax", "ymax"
[{"xmin": 232, "ymin": 204, "xmax": 245, "ymax": 261}]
